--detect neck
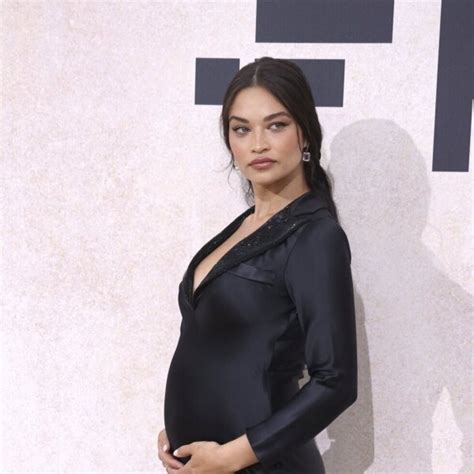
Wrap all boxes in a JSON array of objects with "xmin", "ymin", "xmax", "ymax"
[{"xmin": 251, "ymin": 187, "xmax": 311, "ymax": 221}]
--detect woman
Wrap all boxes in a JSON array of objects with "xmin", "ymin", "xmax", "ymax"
[{"xmin": 158, "ymin": 57, "xmax": 358, "ymax": 473}]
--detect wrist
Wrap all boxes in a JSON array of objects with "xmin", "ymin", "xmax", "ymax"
[
  {"xmin": 218, "ymin": 442, "xmax": 242, "ymax": 472},
  {"xmin": 219, "ymin": 434, "xmax": 258, "ymax": 472}
]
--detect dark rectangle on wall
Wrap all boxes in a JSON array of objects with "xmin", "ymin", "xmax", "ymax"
[
  {"xmin": 256, "ymin": 0, "xmax": 394, "ymax": 43},
  {"xmin": 432, "ymin": 0, "xmax": 472, "ymax": 172},
  {"xmin": 263, "ymin": 59, "xmax": 345, "ymax": 107},
  {"xmin": 196, "ymin": 58, "xmax": 344, "ymax": 107},
  {"xmin": 195, "ymin": 58, "xmax": 240, "ymax": 105}
]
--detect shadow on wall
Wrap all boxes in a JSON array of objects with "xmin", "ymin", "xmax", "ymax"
[{"xmin": 312, "ymin": 119, "xmax": 471, "ymax": 474}]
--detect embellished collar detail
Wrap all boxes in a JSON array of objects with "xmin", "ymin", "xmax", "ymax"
[{"xmin": 183, "ymin": 190, "xmax": 329, "ymax": 308}]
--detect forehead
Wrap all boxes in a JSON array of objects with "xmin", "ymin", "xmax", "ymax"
[{"xmin": 229, "ymin": 87, "xmax": 288, "ymax": 117}]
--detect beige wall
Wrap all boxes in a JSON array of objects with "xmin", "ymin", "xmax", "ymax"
[{"xmin": 1, "ymin": 0, "xmax": 472, "ymax": 472}]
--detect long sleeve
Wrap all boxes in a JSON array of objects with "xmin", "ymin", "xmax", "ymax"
[{"xmin": 244, "ymin": 216, "xmax": 358, "ymax": 469}]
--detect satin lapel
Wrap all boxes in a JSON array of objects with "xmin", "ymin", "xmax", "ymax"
[
  {"xmin": 182, "ymin": 205, "xmax": 254, "ymax": 306},
  {"xmin": 184, "ymin": 191, "xmax": 329, "ymax": 309}
]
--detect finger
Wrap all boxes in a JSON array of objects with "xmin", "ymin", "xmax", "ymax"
[
  {"xmin": 158, "ymin": 428, "xmax": 167, "ymax": 445},
  {"xmin": 158, "ymin": 448, "xmax": 185, "ymax": 469},
  {"xmin": 156, "ymin": 432, "xmax": 171, "ymax": 461},
  {"xmin": 171, "ymin": 468, "xmax": 187, "ymax": 473},
  {"xmin": 157, "ymin": 431, "xmax": 165, "ymax": 458},
  {"xmin": 164, "ymin": 455, "xmax": 185, "ymax": 470},
  {"xmin": 166, "ymin": 466, "xmax": 182, "ymax": 473},
  {"xmin": 173, "ymin": 445, "xmax": 189, "ymax": 457},
  {"xmin": 157, "ymin": 430, "xmax": 184, "ymax": 469}
]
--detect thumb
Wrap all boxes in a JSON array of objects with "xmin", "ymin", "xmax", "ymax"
[{"xmin": 173, "ymin": 443, "xmax": 193, "ymax": 457}]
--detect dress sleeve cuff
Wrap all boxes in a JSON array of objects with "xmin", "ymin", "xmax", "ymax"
[{"xmin": 245, "ymin": 424, "xmax": 285, "ymax": 471}]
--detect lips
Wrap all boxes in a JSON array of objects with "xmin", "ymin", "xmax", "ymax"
[{"xmin": 250, "ymin": 158, "xmax": 275, "ymax": 165}]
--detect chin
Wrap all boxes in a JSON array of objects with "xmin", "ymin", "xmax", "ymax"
[{"xmin": 248, "ymin": 174, "xmax": 284, "ymax": 187}]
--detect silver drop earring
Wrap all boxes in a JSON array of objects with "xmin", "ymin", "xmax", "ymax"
[{"xmin": 302, "ymin": 146, "xmax": 311, "ymax": 162}]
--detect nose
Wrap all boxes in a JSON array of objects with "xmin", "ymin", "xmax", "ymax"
[{"xmin": 252, "ymin": 130, "xmax": 269, "ymax": 153}]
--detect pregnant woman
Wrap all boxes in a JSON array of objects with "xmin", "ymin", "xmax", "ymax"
[{"xmin": 158, "ymin": 57, "xmax": 358, "ymax": 474}]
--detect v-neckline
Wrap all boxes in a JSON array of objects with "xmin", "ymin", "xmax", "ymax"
[
  {"xmin": 191, "ymin": 214, "xmax": 253, "ymax": 298},
  {"xmin": 189, "ymin": 190, "xmax": 313, "ymax": 301}
]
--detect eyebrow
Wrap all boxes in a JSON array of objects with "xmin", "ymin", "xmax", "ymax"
[{"xmin": 228, "ymin": 111, "xmax": 291, "ymax": 124}]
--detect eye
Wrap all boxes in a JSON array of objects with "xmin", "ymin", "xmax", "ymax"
[
  {"xmin": 231, "ymin": 122, "xmax": 289, "ymax": 135},
  {"xmin": 232, "ymin": 126, "xmax": 250, "ymax": 134},
  {"xmin": 270, "ymin": 121, "xmax": 289, "ymax": 130}
]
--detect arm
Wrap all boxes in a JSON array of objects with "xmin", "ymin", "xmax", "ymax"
[{"xmin": 243, "ymin": 217, "xmax": 358, "ymax": 469}]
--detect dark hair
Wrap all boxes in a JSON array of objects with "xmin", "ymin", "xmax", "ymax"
[{"xmin": 219, "ymin": 56, "xmax": 339, "ymax": 223}]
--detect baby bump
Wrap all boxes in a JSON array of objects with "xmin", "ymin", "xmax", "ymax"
[{"xmin": 164, "ymin": 340, "xmax": 273, "ymax": 452}]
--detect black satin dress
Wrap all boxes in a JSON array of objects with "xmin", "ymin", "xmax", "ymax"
[{"xmin": 163, "ymin": 190, "xmax": 358, "ymax": 473}]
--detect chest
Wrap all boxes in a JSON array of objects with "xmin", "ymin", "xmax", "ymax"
[
  {"xmin": 192, "ymin": 217, "xmax": 264, "ymax": 294},
  {"xmin": 182, "ymin": 228, "xmax": 296, "ymax": 324},
  {"xmin": 186, "ymin": 244, "xmax": 293, "ymax": 334},
  {"xmin": 182, "ymin": 207, "xmax": 328, "ymax": 311}
]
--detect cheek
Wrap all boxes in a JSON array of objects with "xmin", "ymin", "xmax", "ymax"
[
  {"xmin": 276, "ymin": 130, "xmax": 299, "ymax": 151},
  {"xmin": 277, "ymin": 139, "xmax": 304, "ymax": 171},
  {"xmin": 274, "ymin": 134, "xmax": 301, "ymax": 163},
  {"xmin": 229, "ymin": 136, "xmax": 237, "ymax": 150},
  {"xmin": 229, "ymin": 135, "xmax": 244, "ymax": 155}
]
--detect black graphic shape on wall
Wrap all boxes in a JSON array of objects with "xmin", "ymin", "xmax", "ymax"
[
  {"xmin": 433, "ymin": 0, "xmax": 472, "ymax": 172},
  {"xmin": 258, "ymin": 59, "xmax": 345, "ymax": 107},
  {"xmin": 255, "ymin": 0, "xmax": 394, "ymax": 43},
  {"xmin": 195, "ymin": 58, "xmax": 240, "ymax": 105},
  {"xmin": 194, "ymin": 0, "xmax": 471, "ymax": 170},
  {"xmin": 195, "ymin": 57, "xmax": 344, "ymax": 107},
  {"xmin": 195, "ymin": 1, "xmax": 394, "ymax": 107}
]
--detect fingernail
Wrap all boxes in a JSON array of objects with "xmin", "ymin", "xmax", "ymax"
[
  {"xmin": 163, "ymin": 444, "xmax": 168, "ymax": 452},
  {"xmin": 173, "ymin": 449, "xmax": 179, "ymax": 456}
]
